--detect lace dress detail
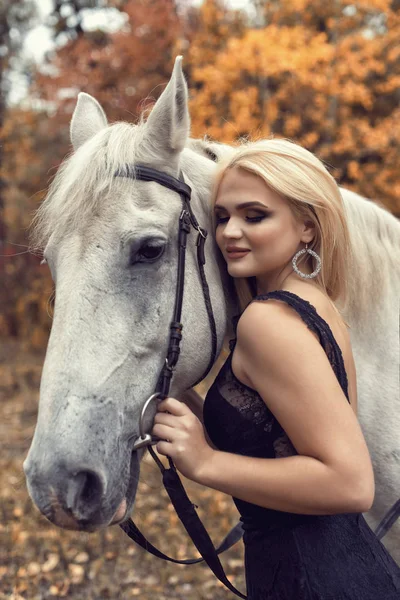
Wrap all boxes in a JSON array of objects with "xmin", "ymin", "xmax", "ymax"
[{"xmin": 203, "ymin": 290, "xmax": 400, "ymax": 600}]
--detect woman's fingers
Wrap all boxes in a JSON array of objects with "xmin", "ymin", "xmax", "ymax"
[
  {"xmin": 153, "ymin": 412, "xmax": 178, "ymax": 427},
  {"xmin": 156, "ymin": 440, "xmax": 173, "ymax": 456},
  {"xmin": 157, "ymin": 397, "xmax": 188, "ymax": 416},
  {"xmin": 152, "ymin": 423, "xmax": 176, "ymax": 441}
]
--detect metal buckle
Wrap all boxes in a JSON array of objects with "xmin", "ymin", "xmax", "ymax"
[
  {"xmin": 196, "ymin": 226, "xmax": 207, "ymax": 239},
  {"xmin": 132, "ymin": 392, "xmax": 162, "ymax": 451},
  {"xmin": 179, "ymin": 209, "xmax": 191, "ymax": 230},
  {"xmin": 165, "ymin": 358, "xmax": 175, "ymax": 372},
  {"xmin": 132, "ymin": 432, "xmax": 156, "ymax": 450}
]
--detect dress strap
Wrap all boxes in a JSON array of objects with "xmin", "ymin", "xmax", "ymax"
[
  {"xmin": 252, "ymin": 290, "xmax": 349, "ymax": 401},
  {"xmin": 228, "ymin": 315, "xmax": 241, "ymax": 351}
]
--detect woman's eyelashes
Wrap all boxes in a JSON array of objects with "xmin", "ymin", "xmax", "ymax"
[
  {"xmin": 247, "ymin": 215, "xmax": 267, "ymax": 223},
  {"xmin": 215, "ymin": 212, "xmax": 269, "ymax": 225}
]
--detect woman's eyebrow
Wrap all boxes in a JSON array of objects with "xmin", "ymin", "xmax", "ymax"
[{"xmin": 214, "ymin": 201, "xmax": 269, "ymax": 210}]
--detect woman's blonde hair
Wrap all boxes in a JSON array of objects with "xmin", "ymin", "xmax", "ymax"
[{"xmin": 211, "ymin": 138, "xmax": 352, "ymax": 321}]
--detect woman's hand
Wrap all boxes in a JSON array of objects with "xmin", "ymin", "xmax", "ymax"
[{"xmin": 152, "ymin": 397, "xmax": 215, "ymax": 482}]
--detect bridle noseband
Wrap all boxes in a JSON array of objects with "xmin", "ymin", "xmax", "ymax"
[{"xmin": 130, "ymin": 392, "xmax": 161, "ymax": 451}]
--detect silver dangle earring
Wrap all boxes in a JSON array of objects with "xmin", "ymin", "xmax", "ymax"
[{"xmin": 292, "ymin": 243, "xmax": 322, "ymax": 279}]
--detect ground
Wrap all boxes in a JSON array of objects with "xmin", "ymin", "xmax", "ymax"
[{"xmin": 0, "ymin": 342, "xmax": 245, "ymax": 600}]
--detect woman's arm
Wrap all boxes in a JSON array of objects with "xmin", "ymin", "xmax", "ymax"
[
  {"xmin": 200, "ymin": 299, "xmax": 374, "ymax": 514},
  {"xmin": 153, "ymin": 300, "xmax": 374, "ymax": 514},
  {"xmin": 197, "ymin": 450, "xmax": 372, "ymax": 515}
]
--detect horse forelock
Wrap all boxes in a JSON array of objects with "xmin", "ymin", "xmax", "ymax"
[
  {"xmin": 29, "ymin": 118, "xmax": 218, "ymax": 255},
  {"xmin": 30, "ymin": 120, "xmax": 177, "ymax": 252}
]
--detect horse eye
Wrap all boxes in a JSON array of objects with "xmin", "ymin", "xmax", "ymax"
[
  {"xmin": 205, "ymin": 147, "xmax": 218, "ymax": 162},
  {"xmin": 135, "ymin": 243, "xmax": 165, "ymax": 263}
]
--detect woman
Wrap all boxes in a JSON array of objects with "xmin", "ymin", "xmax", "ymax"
[{"xmin": 152, "ymin": 139, "xmax": 400, "ymax": 599}]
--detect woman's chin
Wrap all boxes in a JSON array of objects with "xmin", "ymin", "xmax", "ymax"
[{"xmin": 227, "ymin": 264, "xmax": 254, "ymax": 278}]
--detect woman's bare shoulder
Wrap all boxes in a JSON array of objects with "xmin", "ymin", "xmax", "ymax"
[
  {"xmin": 236, "ymin": 292, "xmax": 311, "ymax": 349},
  {"xmin": 282, "ymin": 283, "xmax": 338, "ymax": 320},
  {"xmin": 235, "ymin": 282, "xmax": 347, "ymax": 356},
  {"xmin": 238, "ymin": 282, "xmax": 339, "ymax": 332}
]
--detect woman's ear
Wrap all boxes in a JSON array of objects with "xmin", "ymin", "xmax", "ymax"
[{"xmin": 300, "ymin": 219, "xmax": 316, "ymax": 244}]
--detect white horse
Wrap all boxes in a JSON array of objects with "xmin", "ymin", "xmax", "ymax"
[{"xmin": 24, "ymin": 57, "xmax": 399, "ymax": 564}]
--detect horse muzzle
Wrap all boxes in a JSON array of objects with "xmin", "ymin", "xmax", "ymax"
[{"xmin": 23, "ymin": 445, "xmax": 140, "ymax": 531}]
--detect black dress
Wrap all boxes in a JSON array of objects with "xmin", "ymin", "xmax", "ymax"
[{"xmin": 203, "ymin": 290, "xmax": 400, "ymax": 600}]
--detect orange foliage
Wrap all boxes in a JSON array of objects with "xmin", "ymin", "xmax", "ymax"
[
  {"xmin": 188, "ymin": 0, "xmax": 400, "ymax": 215},
  {"xmin": 33, "ymin": 0, "xmax": 183, "ymax": 122}
]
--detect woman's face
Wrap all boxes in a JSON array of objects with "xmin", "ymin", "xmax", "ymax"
[{"xmin": 214, "ymin": 167, "xmax": 313, "ymax": 289}]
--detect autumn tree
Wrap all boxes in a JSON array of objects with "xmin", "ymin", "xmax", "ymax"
[
  {"xmin": 184, "ymin": 0, "xmax": 245, "ymax": 72},
  {"xmin": 0, "ymin": 0, "xmax": 36, "ymax": 246},
  {"xmin": 32, "ymin": 0, "xmax": 183, "ymax": 122},
  {"xmin": 189, "ymin": 0, "xmax": 400, "ymax": 214},
  {"xmin": 0, "ymin": 107, "xmax": 59, "ymax": 344},
  {"xmin": 2, "ymin": 0, "xmax": 184, "ymax": 345}
]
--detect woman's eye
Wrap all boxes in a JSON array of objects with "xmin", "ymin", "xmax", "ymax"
[
  {"xmin": 215, "ymin": 215, "xmax": 229, "ymax": 225},
  {"xmin": 246, "ymin": 214, "xmax": 267, "ymax": 223},
  {"xmin": 134, "ymin": 243, "xmax": 165, "ymax": 263}
]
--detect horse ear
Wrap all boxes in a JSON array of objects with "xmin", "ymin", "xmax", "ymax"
[
  {"xmin": 70, "ymin": 92, "xmax": 108, "ymax": 152},
  {"xmin": 187, "ymin": 139, "xmax": 236, "ymax": 162},
  {"xmin": 145, "ymin": 56, "xmax": 190, "ymax": 156}
]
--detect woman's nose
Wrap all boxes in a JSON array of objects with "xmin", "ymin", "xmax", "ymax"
[{"xmin": 222, "ymin": 219, "xmax": 242, "ymax": 239}]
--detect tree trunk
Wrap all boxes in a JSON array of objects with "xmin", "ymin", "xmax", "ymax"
[{"xmin": 0, "ymin": 7, "xmax": 9, "ymax": 248}]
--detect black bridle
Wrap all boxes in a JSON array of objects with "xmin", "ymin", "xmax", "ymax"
[
  {"xmin": 113, "ymin": 164, "xmax": 399, "ymax": 597},
  {"xmin": 115, "ymin": 164, "xmax": 246, "ymax": 599}
]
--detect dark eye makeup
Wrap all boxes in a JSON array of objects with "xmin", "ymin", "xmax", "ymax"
[
  {"xmin": 215, "ymin": 212, "xmax": 269, "ymax": 225},
  {"xmin": 246, "ymin": 215, "xmax": 267, "ymax": 223}
]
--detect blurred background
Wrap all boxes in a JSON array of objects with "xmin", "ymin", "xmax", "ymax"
[{"xmin": 1, "ymin": 0, "xmax": 399, "ymax": 598}]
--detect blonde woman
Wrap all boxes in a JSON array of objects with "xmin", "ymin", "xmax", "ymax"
[{"xmin": 152, "ymin": 139, "xmax": 400, "ymax": 599}]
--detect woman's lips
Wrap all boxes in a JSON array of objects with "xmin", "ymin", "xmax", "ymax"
[{"xmin": 226, "ymin": 250, "xmax": 250, "ymax": 260}]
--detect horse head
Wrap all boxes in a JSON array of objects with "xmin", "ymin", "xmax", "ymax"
[{"xmin": 24, "ymin": 57, "xmax": 229, "ymax": 531}]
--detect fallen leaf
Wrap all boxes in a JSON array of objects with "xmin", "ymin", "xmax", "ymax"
[
  {"xmin": 49, "ymin": 585, "xmax": 60, "ymax": 596},
  {"xmin": 68, "ymin": 563, "xmax": 85, "ymax": 585},
  {"xmin": 74, "ymin": 551, "xmax": 89, "ymax": 564},
  {"xmin": 27, "ymin": 562, "xmax": 41, "ymax": 576},
  {"xmin": 41, "ymin": 553, "xmax": 60, "ymax": 573}
]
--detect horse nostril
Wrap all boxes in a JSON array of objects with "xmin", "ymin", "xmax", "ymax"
[{"xmin": 66, "ymin": 470, "xmax": 104, "ymax": 514}]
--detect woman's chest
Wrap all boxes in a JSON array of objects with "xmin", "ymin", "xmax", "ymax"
[{"xmin": 203, "ymin": 358, "xmax": 298, "ymax": 459}]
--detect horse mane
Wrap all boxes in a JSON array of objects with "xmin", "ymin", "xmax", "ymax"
[
  {"xmin": 30, "ymin": 121, "xmax": 152, "ymax": 251},
  {"xmin": 341, "ymin": 188, "xmax": 400, "ymax": 325},
  {"xmin": 30, "ymin": 124, "xmax": 220, "ymax": 254}
]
